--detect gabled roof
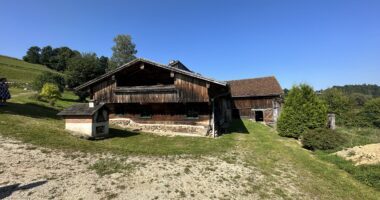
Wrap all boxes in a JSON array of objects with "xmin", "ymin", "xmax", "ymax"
[
  {"xmin": 75, "ymin": 58, "xmax": 227, "ymax": 90},
  {"xmin": 227, "ymin": 76, "xmax": 283, "ymax": 97},
  {"xmin": 57, "ymin": 103, "xmax": 105, "ymax": 116}
]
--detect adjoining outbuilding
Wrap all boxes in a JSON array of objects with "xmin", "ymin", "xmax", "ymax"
[
  {"xmin": 228, "ymin": 76, "xmax": 284, "ymax": 124},
  {"xmin": 57, "ymin": 101, "xmax": 109, "ymax": 138}
]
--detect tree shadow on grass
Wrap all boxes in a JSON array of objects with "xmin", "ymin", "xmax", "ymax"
[
  {"xmin": 0, "ymin": 180, "xmax": 47, "ymax": 199},
  {"xmin": 59, "ymin": 97, "xmax": 79, "ymax": 103},
  {"xmin": 105, "ymin": 127, "xmax": 141, "ymax": 139},
  {"xmin": 1, "ymin": 102, "xmax": 60, "ymax": 120},
  {"xmin": 225, "ymin": 119, "xmax": 250, "ymax": 134}
]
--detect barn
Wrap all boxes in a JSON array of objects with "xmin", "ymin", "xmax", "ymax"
[
  {"xmin": 58, "ymin": 58, "xmax": 283, "ymax": 137},
  {"xmin": 60, "ymin": 58, "xmax": 231, "ymax": 137},
  {"xmin": 228, "ymin": 76, "xmax": 284, "ymax": 124}
]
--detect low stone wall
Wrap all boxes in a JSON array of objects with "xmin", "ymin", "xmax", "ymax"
[{"xmin": 110, "ymin": 118, "xmax": 210, "ymax": 137}]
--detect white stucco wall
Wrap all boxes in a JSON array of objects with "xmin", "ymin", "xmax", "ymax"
[{"xmin": 65, "ymin": 123, "xmax": 93, "ymax": 137}]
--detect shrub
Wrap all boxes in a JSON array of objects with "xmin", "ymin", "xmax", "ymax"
[
  {"xmin": 32, "ymin": 71, "xmax": 65, "ymax": 92},
  {"xmin": 277, "ymin": 84, "xmax": 328, "ymax": 138},
  {"xmin": 39, "ymin": 83, "xmax": 61, "ymax": 105},
  {"xmin": 361, "ymin": 98, "xmax": 380, "ymax": 128},
  {"xmin": 301, "ymin": 128, "xmax": 346, "ymax": 150}
]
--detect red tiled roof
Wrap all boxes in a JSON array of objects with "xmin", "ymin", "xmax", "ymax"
[{"xmin": 228, "ymin": 76, "xmax": 283, "ymax": 97}]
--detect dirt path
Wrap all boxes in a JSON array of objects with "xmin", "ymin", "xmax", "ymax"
[
  {"xmin": 336, "ymin": 143, "xmax": 380, "ymax": 165},
  {"xmin": 0, "ymin": 136, "xmax": 263, "ymax": 200}
]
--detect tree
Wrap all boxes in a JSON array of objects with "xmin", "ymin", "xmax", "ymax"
[
  {"xmin": 320, "ymin": 88, "xmax": 353, "ymax": 125},
  {"xmin": 98, "ymin": 56, "xmax": 109, "ymax": 72},
  {"xmin": 50, "ymin": 47, "xmax": 80, "ymax": 71},
  {"xmin": 362, "ymin": 98, "xmax": 380, "ymax": 128},
  {"xmin": 32, "ymin": 71, "xmax": 65, "ymax": 92},
  {"xmin": 39, "ymin": 83, "xmax": 61, "ymax": 105},
  {"xmin": 110, "ymin": 34, "xmax": 137, "ymax": 70},
  {"xmin": 23, "ymin": 46, "xmax": 41, "ymax": 64},
  {"xmin": 65, "ymin": 53, "xmax": 106, "ymax": 100},
  {"xmin": 40, "ymin": 46, "xmax": 54, "ymax": 67},
  {"xmin": 277, "ymin": 84, "xmax": 328, "ymax": 138}
]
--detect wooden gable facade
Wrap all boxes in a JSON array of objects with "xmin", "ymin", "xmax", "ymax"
[{"xmin": 75, "ymin": 59, "xmax": 230, "ymax": 136}]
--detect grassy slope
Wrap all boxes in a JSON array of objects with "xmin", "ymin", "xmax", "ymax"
[
  {"xmin": 0, "ymin": 92, "xmax": 379, "ymax": 199},
  {"xmin": 0, "ymin": 55, "xmax": 60, "ymax": 83}
]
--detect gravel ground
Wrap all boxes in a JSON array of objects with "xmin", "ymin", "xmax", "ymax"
[{"xmin": 0, "ymin": 136, "xmax": 265, "ymax": 200}]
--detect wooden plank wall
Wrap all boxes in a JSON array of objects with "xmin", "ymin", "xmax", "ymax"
[
  {"xmin": 175, "ymin": 74, "xmax": 209, "ymax": 102},
  {"xmin": 93, "ymin": 78, "xmax": 116, "ymax": 103},
  {"xmin": 92, "ymin": 73, "xmax": 211, "ymax": 103}
]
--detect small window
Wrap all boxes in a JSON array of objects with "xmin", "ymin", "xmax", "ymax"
[
  {"xmin": 140, "ymin": 106, "xmax": 152, "ymax": 119},
  {"xmin": 186, "ymin": 109, "xmax": 199, "ymax": 119}
]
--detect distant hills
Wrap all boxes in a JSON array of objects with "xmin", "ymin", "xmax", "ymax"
[
  {"xmin": 330, "ymin": 84, "xmax": 380, "ymax": 97},
  {"xmin": 0, "ymin": 55, "xmax": 60, "ymax": 83}
]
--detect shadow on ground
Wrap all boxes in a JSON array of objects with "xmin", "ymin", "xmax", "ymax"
[
  {"xmin": 225, "ymin": 119, "xmax": 250, "ymax": 134},
  {"xmin": 106, "ymin": 127, "xmax": 140, "ymax": 138},
  {"xmin": 1, "ymin": 102, "xmax": 60, "ymax": 119},
  {"xmin": 0, "ymin": 180, "xmax": 47, "ymax": 199}
]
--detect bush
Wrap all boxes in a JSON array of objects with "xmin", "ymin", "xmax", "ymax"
[
  {"xmin": 361, "ymin": 98, "xmax": 380, "ymax": 128},
  {"xmin": 32, "ymin": 71, "xmax": 65, "ymax": 92},
  {"xmin": 277, "ymin": 84, "xmax": 328, "ymax": 138},
  {"xmin": 301, "ymin": 128, "xmax": 346, "ymax": 150},
  {"xmin": 39, "ymin": 83, "xmax": 61, "ymax": 105}
]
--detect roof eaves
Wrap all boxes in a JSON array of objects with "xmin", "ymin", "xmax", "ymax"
[{"xmin": 75, "ymin": 58, "xmax": 227, "ymax": 90}]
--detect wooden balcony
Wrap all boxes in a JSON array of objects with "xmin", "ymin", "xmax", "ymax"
[{"xmin": 115, "ymin": 85, "xmax": 177, "ymax": 94}]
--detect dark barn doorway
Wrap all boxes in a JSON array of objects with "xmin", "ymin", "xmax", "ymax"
[{"xmin": 254, "ymin": 110, "xmax": 264, "ymax": 122}]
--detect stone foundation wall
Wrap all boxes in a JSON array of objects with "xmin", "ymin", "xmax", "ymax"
[{"xmin": 110, "ymin": 118, "xmax": 210, "ymax": 137}]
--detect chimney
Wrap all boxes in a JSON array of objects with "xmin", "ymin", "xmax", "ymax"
[
  {"xmin": 89, "ymin": 100, "xmax": 97, "ymax": 108},
  {"xmin": 169, "ymin": 60, "xmax": 177, "ymax": 67}
]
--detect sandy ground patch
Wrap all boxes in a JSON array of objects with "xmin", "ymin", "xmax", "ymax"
[
  {"xmin": 0, "ymin": 136, "xmax": 269, "ymax": 200},
  {"xmin": 336, "ymin": 143, "xmax": 380, "ymax": 165}
]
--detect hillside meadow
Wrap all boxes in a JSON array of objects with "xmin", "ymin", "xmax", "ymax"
[
  {"xmin": 0, "ymin": 55, "xmax": 60, "ymax": 83},
  {"xmin": 0, "ymin": 89, "xmax": 379, "ymax": 199}
]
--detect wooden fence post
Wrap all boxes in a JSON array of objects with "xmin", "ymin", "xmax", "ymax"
[{"xmin": 328, "ymin": 113, "xmax": 336, "ymax": 130}]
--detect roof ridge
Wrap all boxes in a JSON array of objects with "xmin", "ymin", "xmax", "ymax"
[{"xmin": 227, "ymin": 76, "xmax": 276, "ymax": 82}]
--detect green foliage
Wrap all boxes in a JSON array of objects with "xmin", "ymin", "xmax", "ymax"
[
  {"xmin": 362, "ymin": 98, "xmax": 380, "ymax": 128},
  {"xmin": 39, "ymin": 83, "xmax": 61, "ymax": 105},
  {"xmin": 48, "ymin": 46, "xmax": 80, "ymax": 71},
  {"xmin": 64, "ymin": 53, "xmax": 108, "ymax": 100},
  {"xmin": 32, "ymin": 71, "xmax": 65, "ymax": 92},
  {"xmin": 110, "ymin": 34, "xmax": 137, "ymax": 70},
  {"xmin": 23, "ymin": 46, "xmax": 41, "ymax": 64},
  {"xmin": 350, "ymin": 93, "xmax": 372, "ymax": 107},
  {"xmin": 331, "ymin": 84, "xmax": 380, "ymax": 98},
  {"xmin": 320, "ymin": 88, "xmax": 354, "ymax": 126},
  {"xmin": 277, "ymin": 84, "xmax": 328, "ymax": 138},
  {"xmin": 301, "ymin": 128, "xmax": 346, "ymax": 150}
]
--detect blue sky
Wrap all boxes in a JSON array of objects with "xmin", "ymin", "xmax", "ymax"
[{"xmin": 1, "ymin": 0, "xmax": 379, "ymax": 89}]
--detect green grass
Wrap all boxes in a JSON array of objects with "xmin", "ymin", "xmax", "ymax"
[
  {"xmin": 336, "ymin": 127, "xmax": 380, "ymax": 148},
  {"xmin": 316, "ymin": 151, "xmax": 380, "ymax": 190},
  {"xmin": 0, "ymin": 92, "xmax": 379, "ymax": 199},
  {"xmin": 0, "ymin": 91, "xmax": 236, "ymax": 156},
  {"xmin": 88, "ymin": 158, "xmax": 142, "ymax": 176},
  {"xmin": 0, "ymin": 55, "xmax": 61, "ymax": 83}
]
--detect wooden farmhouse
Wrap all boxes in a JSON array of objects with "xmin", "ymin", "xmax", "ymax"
[
  {"xmin": 58, "ymin": 58, "xmax": 283, "ymax": 138},
  {"xmin": 228, "ymin": 77, "xmax": 284, "ymax": 124},
  {"xmin": 60, "ymin": 58, "xmax": 231, "ymax": 137}
]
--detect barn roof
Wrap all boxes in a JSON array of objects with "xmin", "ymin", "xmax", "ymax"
[
  {"xmin": 227, "ymin": 76, "xmax": 283, "ymax": 97},
  {"xmin": 75, "ymin": 58, "xmax": 227, "ymax": 90},
  {"xmin": 57, "ymin": 103, "xmax": 105, "ymax": 116}
]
